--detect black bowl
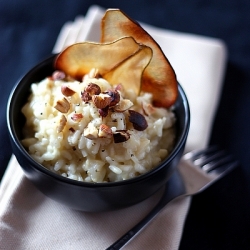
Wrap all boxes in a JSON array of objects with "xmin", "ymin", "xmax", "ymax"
[{"xmin": 7, "ymin": 55, "xmax": 190, "ymax": 212}]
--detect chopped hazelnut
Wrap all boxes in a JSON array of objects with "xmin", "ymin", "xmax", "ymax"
[
  {"xmin": 57, "ymin": 115, "xmax": 67, "ymax": 133},
  {"xmin": 85, "ymin": 83, "xmax": 101, "ymax": 95},
  {"xmin": 114, "ymin": 99, "xmax": 133, "ymax": 112},
  {"xmin": 99, "ymin": 106, "xmax": 109, "ymax": 118},
  {"xmin": 128, "ymin": 110, "xmax": 148, "ymax": 131},
  {"xmin": 104, "ymin": 90, "xmax": 120, "ymax": 107},
  {"xmin": 71, "ymin": 113, "xmax": 83, "ymax": 122},
  {"xmin": 113, "ymin": 130, "xmax": 130, "ymax": 143},
  {"xmin": 81, "ymin": 83, "xmax": 101, "ymax": 103},
  {"xmin": 115, "ymin": 83, "xmax": 123, "ymax": 91},
  {"xmin": 69, "ymin": 127, "xmax": 75, "ymax": 133},
  {"xmin": 143, "ymin": 102, "xmax": 169, "ymax": 118},
  {"xmin": 81, "ymin": 91, "xmax": 91, "ymax": 102},
  {"xmin": 54, "ymin": 98, "xmax": 70, "ymax": 113},
  {"xmin": 98, "ymin": 124, "xmax": 113, "ymax": 138},
  {"xmin": 83, "ymin": 124, "xmax": 98, "ymax": 139},
  {"xmin": 92, "ymin": 93, "xmax": 112, "ymax": 109},
  {"xmin": 61, "ymin": 85, "xmax": 76, "ymax": 97},
  {"xmin": 142, "ymin": 103, "xmax": 155, "ymax": 116},
  {"xmin": 52, "ymin": 70, "xmax": 66, "ymax": 80}
]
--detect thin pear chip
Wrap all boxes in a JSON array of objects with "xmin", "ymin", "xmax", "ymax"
[
  {"xmin": 104, "ymin": 45, "xmax": 152, "ymax": 95},
  {"xmin": 101, "ymin": 9, "xmax": 178, "ymax": 108},
  {"xmin": 55, "ymin": 37, "xmax": 142, "ymax": 80}
]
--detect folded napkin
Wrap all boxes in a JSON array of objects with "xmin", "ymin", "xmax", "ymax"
[{"xmin": 0, "ymin": 5, "xmax": 227, "ymax": 250}]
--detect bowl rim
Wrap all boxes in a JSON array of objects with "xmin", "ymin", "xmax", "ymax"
[{"xmin": 7, "ymin": 55, "xmax": 190, "ymax": 188}]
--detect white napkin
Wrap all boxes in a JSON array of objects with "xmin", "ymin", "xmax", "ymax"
[{"xmin": 0, "ymin": 5, "xmax": 227, "ymax": 250}]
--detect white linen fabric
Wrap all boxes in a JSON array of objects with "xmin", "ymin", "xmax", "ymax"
[{"xmin": 0, "ymin": 5, "xmax": 227, "ymax": 250}]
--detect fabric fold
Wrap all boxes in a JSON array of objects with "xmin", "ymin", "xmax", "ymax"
[{"xmin": 0, "ymin": 156, "xmax": 191, "ymax": 250}]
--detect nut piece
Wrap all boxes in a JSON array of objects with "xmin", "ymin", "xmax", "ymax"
[
  {"xmin": 71, "ymin": 113, "xmax": 83, "ymax": 122},
  {"xmin": 92, "ymin": 93, "xmax": 112, "ymax": 109},
  {"xmin": 54, "ymin": 98, "xmax": 70, "ymax": 113},
  {"xmin": 128, "ymin": 110, "xmax": 148, "ymax": 131},
  {"xmin": 98, "ymin": 124, "xmax": 113, "ymax": 138},
  {"xmin": 143, "ymin": 102, "xmax": 168, "ymax": 117},
  {"xmin": 52, "ymin": 70, "xmax": 66, "ymax": 80},
  {"xmin": 61, "ymin": 85, "xmax": 76, "ymax": 97},
  {"xmin": 57, "ymin": 115, "xmax": 67, "ymax": 133},
  {"xmin": 81, "ymin": 83, "xmax": 102, "ymax": 103},
  {"xmin": 113, "ymin": 130, "xmax": 130, "ymax": 143},
  {"xmin": 98, "ymin": 106, "xmax": 109, "ymax": 118},
  {"xmin": 85, "ymin": 83, "xmax": 101, "ymax": 95},
  {"xmin": 81, "ymin": 91, "xmax": 91, "ymax": 102},
  {"xmin": 142, "ymin": 103, "xmax": 155, "ymax": 116},
  {"xmin": 104, "ymin": 90, "xmax": 120, "ymax": 107},
  {"xmin": 69, "ymin": 127, "xmax": 75, "ymax": 133},
  {"xmin": 114, "ymin": 99, "xmax": 133, "ymax": 112},
  {"xmin": 84, "ymin": 123, "xmax": 98, "ymax": 139}
]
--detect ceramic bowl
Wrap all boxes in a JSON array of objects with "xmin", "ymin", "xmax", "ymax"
[{"xmin": 7, "ymin": 55, "xmax": 190, "ymax": 212}]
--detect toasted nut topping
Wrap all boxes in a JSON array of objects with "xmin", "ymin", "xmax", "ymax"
[
  {"xmin": 81, "ymin": 91, "xmax": 91, "ymax": 102},
  {"xmin": 92, "ymin": 93, "xmax": 112, "ymax": 109},
  {"xmin": 142, "ymin": 103, "xmax": 155, "ymax": 116},
  {"xmin": 69, "ymin": 127, "xmax": 75, "ymax": 133},
  {"xmin": 52, "ymin": 70, "xmax": 66, "ymax": 80},
  {"xmin": 113, "ymin": 130, "xmax": 130, "ymax": 143},
  {"xmin": 84, "ymin": 124, "xmax": 98, "ymax": 139},
  {"xmin": 143, "ymin": 102, "xmax": 167, "ymax": 117},
  {"xmin": 115, "ymin": 83, "xmax": 123, "ymax": 91},
  {"xmin": 54, "ymin": 98, "xmax": 70, "ymax": 113},
  {"xmin": 85, "ymin": 83, "xmax": 101, "ymax": 95},
  {"xmin": 99, "ymin": 106, "xmax": 109, "ymax": 118},
  {"xmin": 114, "ymin": 99, "xmax": 133, "ymax": 112},
  {"xmin": 104, "ymin": 90, "xmax": 120, "ymax": 107},
  {"xmin": 71, "ymin": 113, "xmax": 83, "ymax": 122},
  {"xmin": 61, "ymin": 85, "xmax": 76, "ymax": 97},
  {"xmin": 98, "ymin": 124, "xmax": 113, "ymax": 138},
  {"xmin": 128, "ymin": 110, "xmax": 148, "ymax": 131},
  {"xmin": 57, "ymin": 115, "xmax": 67, "ymax": 133},
  {"xmin": 81, "ymin": 83, "xmax": 102, "ymax": 103}
]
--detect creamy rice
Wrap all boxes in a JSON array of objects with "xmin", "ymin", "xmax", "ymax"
[{"xmin": 21, "ymin": 70, "xmax": 176, "ymax": 183}]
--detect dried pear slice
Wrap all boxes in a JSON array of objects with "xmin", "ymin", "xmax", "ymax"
[
  {"xmin": 101, "ymin": 9, "xmax": 178, "ymax": 108},
  {"xmin": 104, "ymin": 45, "xmax": 152, "ymax": 95},
  {"xmin": 55, "ymin": 36, "xmax": 142, "ymax": 80}
]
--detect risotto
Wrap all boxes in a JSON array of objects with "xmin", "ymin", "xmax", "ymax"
[{"xmin": 21, "ymin": 69, "xmax": 176, "ymax": 183}]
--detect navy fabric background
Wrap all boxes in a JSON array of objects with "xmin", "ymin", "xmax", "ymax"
[{"xmin": 1, "ymin": 0, "xmax": 250, "ymax": 249}]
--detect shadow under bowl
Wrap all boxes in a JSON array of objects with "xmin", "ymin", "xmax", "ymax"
[{"xmin": 7, "ymin": 55, "xmax": 190, "ymax": 212}]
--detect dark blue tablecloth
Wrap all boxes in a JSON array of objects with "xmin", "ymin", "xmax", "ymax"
[{"xmin": 1, "ymin": 0, "xmax": 250, "ymax": 249}]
